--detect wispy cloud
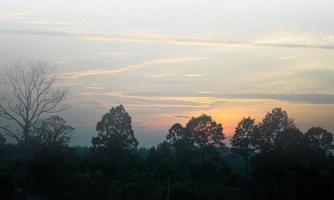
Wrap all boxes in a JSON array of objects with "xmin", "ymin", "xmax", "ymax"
[
  {"xmin": 1, "ymin": 29, "xmax": 334, "ymax": 49},
  {"xmin": 61, "ymin": 57, "xmax": 207, "ymax": 79},
  {"xmin": 143, "ymin": 72, "xmax": 178, "ymax": 79},
  {"xmin": 173, "ymin": 115, "xmax": 190, "ymax": 119},
  {"xmin": 0, "ymin": 11, "xmax": 31, "ymax": 19},
  {"xmin": 74, "ymin": 32, "xmax": 247, "ymax": 46},
  {"xmin": 255, "ymin": 31, "xmax": 334, "ymax": 49},
  {"xmin": 198, "ymin": 91, "xmax": 212, "ymax": 94},
  {"xmin": 102, "ymin": 92, "xmax": 334, "ymax": 108},
  {"xmin": 86, "ymin": 86, "xmax": 104, "ymax": 90},
  {"xmin": 27, "ymin": 20, "xmax": 71, "ymax": 27},
  {"xmin": 71, "ymin": 31, "xmax": 334, "ymax": 49},
  {"xmin": 103, "ymin": 92, "xmax": 279, "ymax": 107},
  {"xmin": 97, "ymin": 51, "xmax": 130, "ymax": 57},
  {"xmin": 124, "ymin": 103, "xmax": 207, "ymax": 109},
  {"xmin": 184, "ymin": 73, "xmax": 205, "ymax": 78}
]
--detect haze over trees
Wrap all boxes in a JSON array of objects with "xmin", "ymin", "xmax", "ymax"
[
  {"xmin": 0, "ymin": 61, "xmax": 333, "ymax": 200},
  {"xmin": 32, "ymin": 115, "xmax": 74, "ymax": 148},
  {"xmin": 0, "ymin": 60, "xmax": 67, "ymax": 200},
  {"xmin": 0, "ymin": 60, "xmax": 66, "ymax": 145}
]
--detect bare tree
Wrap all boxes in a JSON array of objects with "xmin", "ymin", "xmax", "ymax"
[
  {"xmin": 0, "ymin": 59, "xmax": 67, "ymax": 199},
  {"xmin": 0, "ymin": 60, "xmax": 66, "ymax": 143}
]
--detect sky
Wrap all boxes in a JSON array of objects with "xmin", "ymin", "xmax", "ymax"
[{"xmin": 0, "ymin": 0, "xmax": 334, "ymax": 147}]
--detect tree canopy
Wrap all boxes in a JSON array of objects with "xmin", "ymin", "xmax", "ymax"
[
  {"xmin": 92, "ymin": 105, "xmax": 138, "ymax": 152},
  {"xmin": 167, "ymin": 114, "xmax": 225, "ymax": 150},
  {"xmin": 32, "ymin": 115, "xmax": 74, "ymax": 148},
  {"xmin": 0, "ymin": 102, "xmax": 334, "ymax": 200},
  {"xmin": 254, "ymin": 108, "xmax": 296, "ymax": 151},
  {"xmin": 305, "ymin": 127, "xmax": 333, "ymax": 150},
  {"xmin": 231, "ymin": 117, "xmax": 256, "ymax": 157}
]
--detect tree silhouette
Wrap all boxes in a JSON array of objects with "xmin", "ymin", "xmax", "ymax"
[
  {"xmin": 1, "ymin": 105, "xmax": 333, "ymax": 199},
  {"xmin": 255, "ymin": 108, "xmax": 296, "ymax": 151},
  {"xmin": 167, "ymin": 114, "xmax": 225, "ymax": 150},
  {"xmin": 274, "ymin": 128, "xmax": 305, "ymax": 152},
  {"xmin": 0, "ymin": 60, "xmax": 66, "ymax": 145},
  {"xmin": 32, "ymin": 115, "xmax": 74, "ymax": 148},
  {"xmin": 250, "ymin": 126, "xmax": 333, "ymax": 200},
  {"xmin": 166, "ymin": 123, "xmax": 189, "ymax": 145},
  {"xmin": 305, "ymin": 127, "xmax": 333, "ymax": 151},
  {"xmin": 92, "ymin": 105, "xmax": 138, "ymax": 153},
  {"xmin": 231, "ymin": 117, "xmax": 256, "ymax": 176},
  {"xmin": 0, "ymin": 60, "xmax": 66, "ymax": 199}
]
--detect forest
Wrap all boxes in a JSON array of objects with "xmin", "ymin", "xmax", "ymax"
[{"xmin": 0, "ymin": 63, "xmax": 334, "ymax": 200}]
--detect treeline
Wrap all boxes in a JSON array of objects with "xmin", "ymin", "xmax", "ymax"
[{"xmin": 0, "ymin": 105, "xmax": 333, "ymax": 200}]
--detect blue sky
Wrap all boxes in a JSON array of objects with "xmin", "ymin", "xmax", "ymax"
[{"xmin": 1, "ymin": 0, "xmax": 334, "ymax": 146}]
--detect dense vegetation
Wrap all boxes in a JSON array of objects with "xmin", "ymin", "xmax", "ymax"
[
  {"xmin": 0, "ymin": 105, "xmax": 333, "ymax": 200},
  {"xmin": 0, "ymin": 61, "xmax": 333, "ymax": 199}
]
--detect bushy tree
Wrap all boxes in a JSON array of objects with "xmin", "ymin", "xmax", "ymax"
[
  {"xmin": 231, "ymin": 117, "xmax": 256, "ymax": 176},
  {"xmin": 305, "ymin": 127, "xmax": 333, "ymax": 150},
  {"xmin": 255, "ymin": 108, "xmax": 296, "ymax": 151},
  {"xmin": 231, "ymin": 117, "xmax": 256, "ymax": 155},
  {"xmin": 165, "ymin": 114, "xmax": 230, "ymax": 186},
  {"xmin": 274, "ymin": 128, "xmax": 306, "ymax": 152},
  {"xmin": 92, "ymin": 105, "xmax": 138, "ymax": 160},
  {"xmin": 32, "ymin": 115, "xmax": 74, "ymax": 148},
  {"xmin": 250, "ymin": 126, "xmax": 333, "ymax": 200},
  {"xmin": 167, "ymin": 114, "xmax": 225, "ymax": 150}
]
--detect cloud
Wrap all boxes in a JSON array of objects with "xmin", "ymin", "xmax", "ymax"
[
  {"xmin": 86, "ymin": 86, "xmax": 104, "ymax": 90},
  {"xmin": 297, "ymin": 69, "xmax": 334, "ymax": 88},
  {"xmin": 143, "ymin": 72, "xmax": 178, "ymax": 79},
  {"xmin": 124, "ymin": 103, "xmax": 207, "ymax": 109},
  {"xmin": 255, "ymin": 31, "xmax": 334, "ymax": 49},
  {"xmin": 184, "ymin": 73, "xmax": 205, "ymax": 78},
  {"xmin": 198, "ymin": 91, "xmax": 212, "ymax": 94},
  {"xmin": 102, "ymin": 91, "xmax": 334, "ymax": 109},
  {"xmin": 219, "ymin": 93, "xmax": 334, "ymax": 104},
  {"xmin": 74, "ymin": 32, "xmax": 246, "ymax": 46},
  {"xmin": 71, "ymin": 31, "xmax": 334, "ymax": 49},
  {"xmin": 102, "ymin": 92, "xmax": 279, "ymax": 108},
  {"xmin": 97, "ymin": 52, "xmax": 130, "ymax": 57},
  {"xmin": 1, "ymin": 29, "xmax": 334, "ymax": 49},
  {"xmin": 61, "ymin": 57, "xmax": 207, "ymax": 79},
  {"xmin": 27, "ymin": 20, "xmax": 71, "ymax": 27},
  {"xmin": 173, "ymin": 115, "xmax": 190, "ymax": 119},
  {"xmin": 0, "ymin": 11, "xmax": 31, "ymax": 19}
]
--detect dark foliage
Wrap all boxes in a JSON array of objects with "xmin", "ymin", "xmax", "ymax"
[{"xmin": 0, "ymin": 106, "xmax": 333, "ymax": 199}]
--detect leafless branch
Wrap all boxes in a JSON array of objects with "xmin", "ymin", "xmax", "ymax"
[{"xmin": 0, "ymin": 59, "xmax": 67, "ymax": 143}]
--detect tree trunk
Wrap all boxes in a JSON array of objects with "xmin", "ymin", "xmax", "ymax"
[
  {"xmin": 22, "ymin": 127, "xmax": 29, "ymax": 200},
  {"xmin": 166, "ymin": 176, "xmax": 170, "ymax": 200},
  {"xmin": 246, "ymin": 154, "xmax": 249, "ymax": 178}
]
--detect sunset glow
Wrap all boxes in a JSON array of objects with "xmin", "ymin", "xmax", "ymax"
[{"xmin": 1, "ymin": 0, "xmax": 334, "ymax": 146}]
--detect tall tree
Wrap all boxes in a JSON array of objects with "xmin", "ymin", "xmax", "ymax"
[
  {"xmin": 0, "ymin": 60, "xmax": 66, "ymax": 145},
  {"xmin": 0, "ymin": 60, "xmax": 66, "ymax": 199},
  {"xmin": 231, "ymin": 117, "xmax": 256, "ymax": 176},
  {"xmin": 92, "ymin": 105, "xmax": 138, "ymax": 154},
  {"xmin": 255, "ymin": 108, "xmax": 296, "ymax": 151}
]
